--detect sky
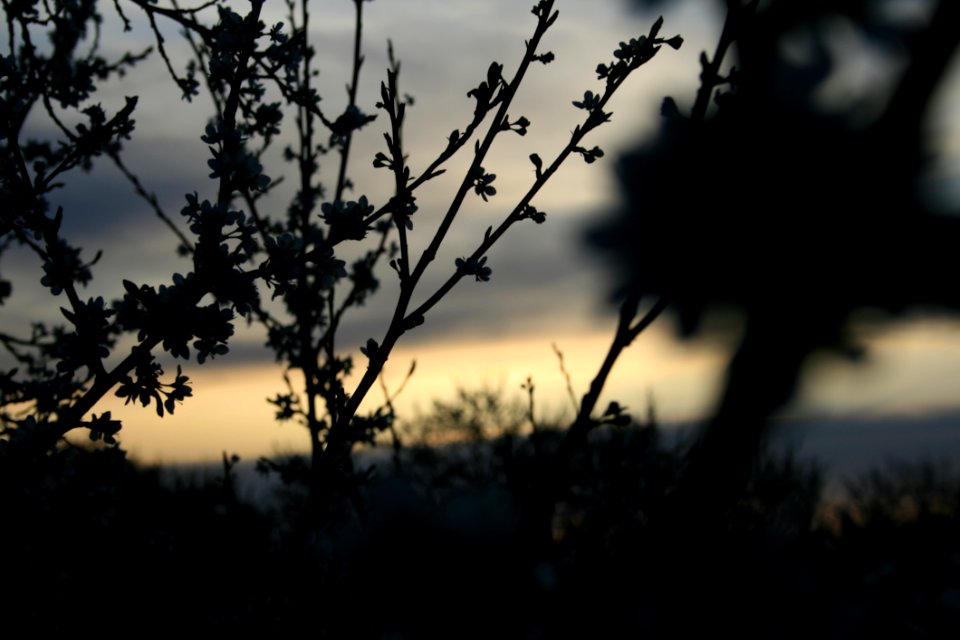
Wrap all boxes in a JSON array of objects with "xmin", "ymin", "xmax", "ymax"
[{"xmin": 6, "ymin": 0, "xmax": 960, "ymax": 466}]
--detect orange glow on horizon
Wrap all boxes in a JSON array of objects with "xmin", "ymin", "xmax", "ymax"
[
  {"xmin": 104, "ymin": 322, "xmax": 726, "ymax": 464},
  {"xmin": 100, "ymin": 315, "xmax": 960, "ymax": 465}
]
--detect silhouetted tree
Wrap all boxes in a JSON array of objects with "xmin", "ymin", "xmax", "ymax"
[
  {"xmin": 0, "ymin": 0, "xmax": 257, "ymax": 462},
  {"xmin": 0, "ymin": 0, "xmax": 685, "ymax": 521},
  {"xmin": 592, "ymin": 0, "xmax": 960, "ymax": 504}
]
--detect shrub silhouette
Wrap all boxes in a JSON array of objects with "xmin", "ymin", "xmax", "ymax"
[{"xmin": 0, "ymin": 443, "xmax": 278, "ymax": 633}]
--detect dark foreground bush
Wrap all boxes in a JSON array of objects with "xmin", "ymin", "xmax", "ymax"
[
  {"xmin": 8, "ymin": 426, "xmax": 960, "ymax": 638},
  {"xmin": 1, "ymin": 445, "xmax": 278, "ymax": 633}
]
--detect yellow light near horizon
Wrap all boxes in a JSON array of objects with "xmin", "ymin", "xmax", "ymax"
[
  {"xmin": 102, "ymin": 322, "xmax": 727, "ymax": 464},
  {"xmin": 379, "ymin": 325, "xmax": 727, "ymax": 425},
  {"xmin": 95, "ymin": 314, "xmax": 960, "ymax": 465},
  {"xmin": 97, "ymin": 361, "xmax": 306, "ymax": 465},
  {"xmin": 793, "ymin": 315, "xmax": 960, "ymax": 419}
]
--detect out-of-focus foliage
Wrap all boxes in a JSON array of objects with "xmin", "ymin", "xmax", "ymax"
[{"xmin": 592, "ymin": 0, "xmax": 960, "ymax": 495}]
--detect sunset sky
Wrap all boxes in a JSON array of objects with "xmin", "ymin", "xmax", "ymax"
[{"xmin": 6, "ymin": 0, "xmax": 960, "ymax": 465}]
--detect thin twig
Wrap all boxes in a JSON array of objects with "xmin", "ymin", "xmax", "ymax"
[
  {"xmin": 109, "ymin": 151, "xmax": 193, "ymax": 252},
  {"xmin": 552, "ymin": 344, "xmax": 579, "ymax": 417},
  {"xmin": 333, "ymin": 0, "xmax": 366, "ymax": 202}
]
